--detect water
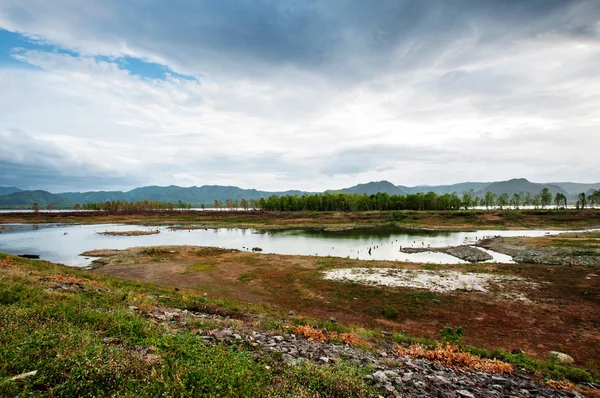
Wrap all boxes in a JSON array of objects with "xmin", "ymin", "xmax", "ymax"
[{"xmin": 0, "ymin": 223, "xmax": 586, "ymax": 267}]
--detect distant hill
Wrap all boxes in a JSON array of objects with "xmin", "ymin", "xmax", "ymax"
[
  {"xmin": 402, "ymin": 182, "xmax": 489, "ymax": 195},
  {"xmin": 474, "ymin": 178, "xmax": 568, "ymax": 197},
  {"xmin": 0, "ymin": 190, "xmax": 71, "ymax": 207},
  {"xmin": 0, "ymin": 185, "xmax": 310, "ymax": 207},
  {"xmin": 0, "ymin": 186, "xmax": 22, "ymax": 196},
  {"xmin": 334, "ymin": 181, "xmax": 406, "ymax": 195},
  {"xmin": 1, "ymin": 178, "xmax": 598, "ymax": 207},
  {"xmin": 551, "ymin": 182, "xmax": 600, "ymax": 195}
]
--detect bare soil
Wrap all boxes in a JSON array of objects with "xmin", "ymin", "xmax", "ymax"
[
  {"xmin": 98, "ymin": 230, "xmax": 160, "ymax": 236},
  {"xmin": 89, "ymin": 245, "xmax": 600, "ymax": 368}
]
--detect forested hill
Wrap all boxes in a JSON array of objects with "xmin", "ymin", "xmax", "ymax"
[{"xmin": 1, "ymin": 179, "xmax": 599, "ymax": 207}]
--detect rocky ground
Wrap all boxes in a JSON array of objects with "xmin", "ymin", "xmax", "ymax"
[
  {"xmin": 478, "ymin": 238, "xmax": 600, "ymax": 267},
  {"xmin": 401, "ymin": 246, "xmax": 493, "ymax": 262},
  {"xmin": 108, "ymin": 301, "xmax": 591, "ymax": 398}
]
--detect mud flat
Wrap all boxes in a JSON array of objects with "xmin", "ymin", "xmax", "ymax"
[
  {"xmin": 478, "ymin": 232, "xmax": 600, "ymax": 266},
  {"xmin": 401, "ymin": 245, "xmax": 493, "ymax": 262},
  {"xmin": 98, "ymin": 230, "xmax": 160, "ymax": 236},
  {"xmin": 322, "ymin": 267, "xmax": 536, "ymax": 299}
]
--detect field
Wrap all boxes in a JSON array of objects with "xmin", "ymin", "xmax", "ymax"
[{"xmin": 2, "ymin": 209, "xmax": 600, "ymax": 230}]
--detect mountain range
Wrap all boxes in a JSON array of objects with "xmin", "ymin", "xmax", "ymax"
[{"xmin": 0, "ymin": 178, "xmax": 598, "ymax": 208}]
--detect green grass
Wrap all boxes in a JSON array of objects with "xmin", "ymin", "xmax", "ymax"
[
  {"xmin": 187, "ymin": 262, "xmax": 218, "ymax": 272},
  {"xmin": 1, "ymin": 253, "xmax": 597, "ymax": 396},
  {"xmin": 0, "ymin": 254, "xmax": 376, "ymax": 397}
]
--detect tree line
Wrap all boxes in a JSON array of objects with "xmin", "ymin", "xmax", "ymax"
[
  {"xmin": 249, "ymin": 188, "xmax": 600, "ymax": 212},
  {"xmin": 29, "ymin": 189, "xmax": 600, "ymax": 212}
]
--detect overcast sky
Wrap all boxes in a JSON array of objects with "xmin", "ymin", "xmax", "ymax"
[{"xmin": 1, "ymin": 0, "xmax": 599, "ymax": 192}]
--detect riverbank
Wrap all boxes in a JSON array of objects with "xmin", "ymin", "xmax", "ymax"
[
  {"xmin": 1, "ymin": 254, "xmax": 596, "ymax": 397},
  {"xmin": 1, "ymin": 209, "xmax": 600, "ymax": 230}
]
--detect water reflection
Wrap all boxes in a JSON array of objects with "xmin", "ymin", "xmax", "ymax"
[{"xmin": 0, "ymin": 223, "xmax": 588, "ymax": 267}]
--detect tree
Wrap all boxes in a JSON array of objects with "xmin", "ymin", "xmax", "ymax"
[
  {"xmin": 578, "ymin": 192, "xmax": 587, "ymax": 209},
  {"xmin": 497, "ymin": 193, "xmax": 509, "ymax": 210},
  {"xmin": 510, "ymin": 193, "xmax": 522, "ymax": 209},
  {"xmin": 461, "ymin": 190, "xmax": 473, "ymax": 210},
  {"xmin": 32, "ymin": 202, "xmax": 39, "ymax": 212},
  {"xmin": 540, "ymin": 188, "xmax": 552, "ymax": 209},
  {"xmin": 532, "ymin": 194, "xmax": 541, "ymax": 209},
  {"xmin": 484, "ymin": 191, "xmax": 496, "ymax": 209},
  {"xmin": 74, "ymin": 204, "xmax": 81, "ymax": 211},
  {"xmin": 554, "ymin": 193, "xmax": 567, "ymax": 209}
]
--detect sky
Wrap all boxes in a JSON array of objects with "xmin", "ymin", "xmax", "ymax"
[{"xmin": 1, "ymin": 0, "xmax": 599, "ymax": 193}]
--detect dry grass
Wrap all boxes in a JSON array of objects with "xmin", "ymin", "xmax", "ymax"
[
  {"xmin": 291, "ymin": 325, "xmax": 372, "ymax": 348},
  {"xmin": 393, "ymin": 343, "xmax": 514, "ymax": 374},
  {"xmin": 48, "ymin": 274, "xmax": 103, "ymax": 287},
  {"xmin": 0, "ymin": 259, "xmax": 15, "ymax": 267}
]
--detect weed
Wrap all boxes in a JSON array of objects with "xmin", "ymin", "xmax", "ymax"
[{"xmin": 439, "ymin": 326, "xmax": 463, "ymax": 345}]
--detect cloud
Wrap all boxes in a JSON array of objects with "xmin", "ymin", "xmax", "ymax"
[{"xmin": 0, "ymin": 1, "xmax": 599, "ymax": 191}]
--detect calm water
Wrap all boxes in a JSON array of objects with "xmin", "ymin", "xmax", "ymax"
[{"xmin": 0, "ymin": 223, "xmax": 579, "ymax": 267}]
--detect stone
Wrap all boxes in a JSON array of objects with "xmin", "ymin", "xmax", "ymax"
[
  {"xmin": 456, "ymin": 390, "xmax": 475, "ymax": 398},
  {"xmin": 232, "ymin": 334, "xmax": 242, "ymax": 340},
  {"xmin": 372, "ymin": 370, "xmax": 389, "ymax": 383},
  {"xmin": 318, "ymin": 356, "xmax": 329, "ymax": 363},
  {"xmin": 383, "ymin": 370, "xmax": 399, "ymax": 378},
  {"xmin": 548, "ymin": 351, "xmax": 574, "ymax": 364},
  {"xmin": 273, "ymin": 335, "xmax": 285, "ymax": 342}
]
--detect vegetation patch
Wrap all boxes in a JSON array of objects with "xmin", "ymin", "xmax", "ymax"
[
  {"xmin": 187, "ymin": 263, "xmax": 218, "ymax": 272},
  {"xmin": 394, "ymin": 343, "xmax": 514, "ymax": 374}
]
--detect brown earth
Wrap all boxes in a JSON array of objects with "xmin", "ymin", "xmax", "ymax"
[
  {"xmin": 90, "ymin": 245, "xmax": 600, "ymax": 369},
  {"xmin": 98, "ymin": 230, "xmax": 160, "ymax": 236},
  {"xmin": 2, "ymin": 209, "xmax": 600, "ymax": 230}
]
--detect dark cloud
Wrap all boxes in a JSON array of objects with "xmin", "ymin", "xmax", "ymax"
[
  {"xmin": 0, "ymin": 129, "xmax": 139, "ymax": 191},
  {"xmin": 2, "ymin": 0, "xmax": 598, "ymax": 80}
]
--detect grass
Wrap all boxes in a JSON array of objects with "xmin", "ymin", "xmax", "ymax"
[
  {"xmin": 186, "ymin": 263, "xmax": 218, "ymax": 272},
  {"xmin": 0, "ymin": 254, "xmax": 376, "ymax": 397},
  {"xmin": 1, "ymin": 252, "xmax": 598, "ymax": 395},
  {"xmin": 3, "ymin": 209, "xmax": 600, "ymax": 231}
]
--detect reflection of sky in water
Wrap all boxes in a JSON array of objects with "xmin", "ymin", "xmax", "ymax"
[{"xmin": 0, "ymin": 223, "xmax": 592, "ymax": 267}]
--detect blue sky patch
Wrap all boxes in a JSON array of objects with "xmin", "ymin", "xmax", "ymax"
[{"xmin": 1, "ymin": 29, "xmax": 196, "ymax": 80}]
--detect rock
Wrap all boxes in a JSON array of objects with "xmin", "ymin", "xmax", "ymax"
[
  {"xmin": 372, "ymin": 370, "xmax": 388, "ymax": 383},
  {"xmin": 383, "ymin": 370, "xmax": 399, "ymax": 378},
  {"xmin": 128, "ymin": 306, "xmax": 139, "ymax": 311},
  {"xmin": 548, "ymin": 351, "xmax": 574, "ymax": 364},
  {"xmin": 318, "ymin": 356, "xmax": 329, "ymax": 363},
  {"xmin": 445, "ymin": 246, "xmax": 493, "ymax": 262},
  {"xmin": 456, "ymin": 390, "xmax": 475, "ymax": 398},
  {"xmin": 273, "ymin": 335, "xmax": 285, "ymax": 342},
  {"xmin": 288, "ymin": 311, "xmax": 294, "ymax": 316},
  {"xmin": 232, "ymin": 334, "xmax": 242, "ymax": 340}
]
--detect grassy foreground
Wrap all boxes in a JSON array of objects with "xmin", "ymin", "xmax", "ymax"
[
  {"xmin": 2, "ymin": 253, "xmax": 599, "ymax": 397},
  {"xmin": 0, "ymin": 254, "xmax": 376, "ymax": 397}
]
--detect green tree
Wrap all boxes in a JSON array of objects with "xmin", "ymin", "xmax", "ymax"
[
  {"xmin": 461, "ymin": 190, "xmax": 473, "ymax": 210},
  {"xmin": 578, "ymin": 192, "xmax": 587, "ymax": 209},
  {"xmin": 540, "ymin": 188, "xmax": 552, "ymax": 209},
  {"xmin": 554, "ymin": 193, "xmax": 567, "ymax": 209},
  {"xmin": 32, "ymin": 202, "xmax": 39, "ymax": 212},
  {"xmin": 484, "ymin": 191, "xmax": 496, "ymax": 209},
  {"xmin": 497, "ymin": 193, "xmax": 509, "ymax": 210}
]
